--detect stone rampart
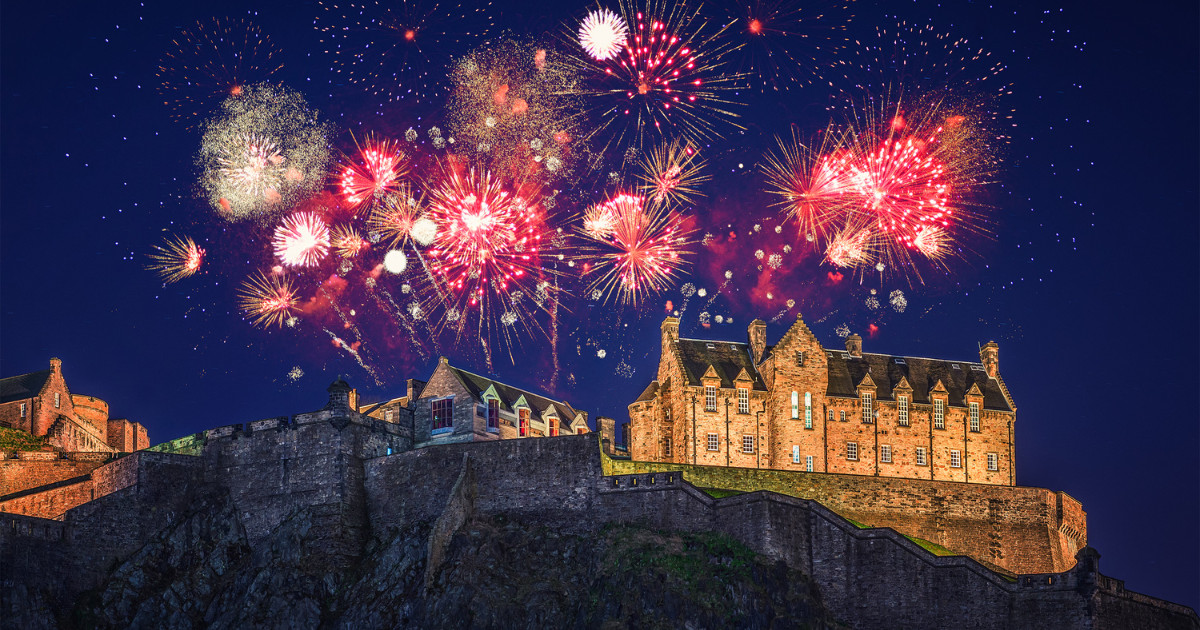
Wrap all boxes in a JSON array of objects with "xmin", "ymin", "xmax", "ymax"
[
  {"xmin": 602, "ymin": 452, "xmax": 1084, "ymax": 574},
  {"xmin": 0, "ymin": 456, "xmax": 110, "ymax": 495}
]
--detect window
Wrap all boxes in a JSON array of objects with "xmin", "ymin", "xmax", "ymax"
[
  {"xmin": 796, "ymin": 351, "xmax": 805, "ymax": 366},
  {"xmin": 519, "ymin": 408, "xmax": 529, "ymax": 436},
  {"xmin": 577, "ymin": 428, "xmax": 587, "ymax": 434},
  {"xmin": 665, "ymin": 409, "xmax": 671, "ymax": 423},
  {"xmin": 987, "ymin": 452, "xmax": 998, "ymax": 471},
  {"xmin": 737, "ymin": 388, "xmax": 749, "ymax": 414},
  {"xmin": 663, "ymin": 437, "xmax": 672, "ymax": 457},
  {"xmin": 487, "ymin": 399, "xmax": 500, "ymax": 430},
  {"xmin": 707, "ymin": 433, "xmax": 719, "ymax": 451},
  {"xmin": 791, "ymin": 391, "xmax": 799, "ymax": 419},
  {"xmin": 385, "ymin": 409, "xmax": 394, "ymax": 422},
  {"xmin": 742, "ymin": 435, "xmax": 755, "ymax": 453},
  {"xmin": 549, "ymin": 418, "xmax": 559, "ymax": 437},
  {"xmin": 827, "ymin": 409, "xmax": 834, "ymax": 422},
  {"xmin": 969, "ymin": 402, "xmax": 980, "ymax": 432},
  {"xmin": 934, "ymin": 399, "xmax": 945, "ymax": 429},
  {"xmin": 898, "ymin": 396, "xmax": 909, "ymax": 426},
  {"xmin": 19, "ymin": 403, "xmax": 26, "ymax": 418},
  {"xmin": 706, "ymin": 342, "xmax": 715, "ymax": 349},
  {"xmin": 804, "ymin": 392, "xmax": 813, "ymax": 429},
  {"xmin": 880, "ymin": 445, "xmax": 892, "ymax": 463},
  {"xmin": 54, "ymin": 392, "xmax": 60, "ymax": 408},
  {"xmin": 704, "ymin": 386, "xmax": 717, "ymax": 412},
  {"xmin": 950, "ymin": 450, "xmax": 962, "ymax": 468},
  {"xmin": 846, "ymin": 442, "xmax": 858, "ymax": 461},
  {"xmin": 894, "ymin": 357, "xmax": 906, "ymax": 365},
  {"xmin": 839, "ymin": 410, "xmax": 847, "ymax": 422},
  {"xmin": 805, "ymin": 455, "xmax": 814, "ymax": 472},
  {"xmin": 951, "ymin": 363, "xmax": 960, "ymax": 370},
  {"xmin": 861, "ymin": 392, "xmax": 873, "ymax": 424},
  {"xmin": 792, "ymin": 445, "xmax": 800, "ymax": 464},
  {"xmin": 916, "ymin": 447, "xmax": 927, "ymax": 466},
  {"xmin": 432, "ymin": 398, "xmax": 453, "ymax": 433}
]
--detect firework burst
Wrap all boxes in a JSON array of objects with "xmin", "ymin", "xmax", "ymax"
[
  {"xmin": 637, "ymin": 139, "xmax": 709, "ymax": 206},
  {"xmin": 713, "ymin": 0, "xmax": 855, "ymax": 91},
  {"xmin": 156, "ymin": 18, "xmax": 283, "ymax": 126},
  {"xmin": 238, "ymin": 272, "xmax": 299, "ymax": 328},
  {"xmin": 273, "ymin": 211, "xmax": 331, "ymax": 268},
  {"xmin": 762, "ymin": 125, "xmax": 857, "ymax": 247},
  {"xmin": 316, "ymin": 0, "xmax": 495, "ymax": 104},
  {"xmin": 147, "ymin": 235, "xmax": 205, "ymax": 283},
  {"xmin": 336, "ymin": 134, "xmax": 408, "ymax": 209},
  {"xmin": 331, "ymin": 224, "xmax": 370, "ymax": 258},
  {"xmin": 367, "ymin": 186, "xmax": 426, "ymax": 247},
  {"xmin": 578, "ymin": 8, "xmax": 629, "ymax": 60},
  {"xmin": 577, "ymin": 192, "xmax": 694, "ymax": 304}
]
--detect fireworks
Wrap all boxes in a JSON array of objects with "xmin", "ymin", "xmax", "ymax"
[
  {"xmin": 147, "ymin": 235, "xmax": 205, "ymax": 283},
  {"xmin": 637, "ymin": 139, "xmax": 709, "ymax": 206},
  {"xmin": 156, "ymin": 18, "xmax": 283, "ymax": 126},
  {"xmin": 198, "ymin": 84, "xmax": 333, "ymax": 220},
  {"xmin": 315, "ymin": 0, "xmax": 495, "ymax": 104},
  {"xmin": 578, "ymin": 9, "xmax": 628, "ymax": 61},
  {"xmin": 714, "ymin": 0, "xmax": 854, "ymax": 91},
  {"xmin": 762, "ymin": 125, "xmax": 857, "ymax": 247},
  {"xmin": 337, "ymin": 135, "xmax": 408, "ymax": 209},
  {"xmin": 825, "ymin": 226, "xmax": 872, "ymax": 268},
  {"xmin": 368, "ymin": 187, "xmax": 426, "ymax": 247},
  {"xmin": 383, "ymin": 250, "xmax": 409, "ymax": 274},
  {"xmin": 331, "ymin": 224, "xmax": 370, "ymax": 258},
  {"xmin": 238, "ymin": 272, "xmax": 299, "ymax": 328},
  {"xmin": 273, "ymin": 212, "xmax": 331, "ymax": 268},
  {"xmin": 577, "ymin": 192, "xmax": 694, "ymax": 304},
  {"xmin": 566, "ymin": 0, "xmax": 745, "ymax": 150}
]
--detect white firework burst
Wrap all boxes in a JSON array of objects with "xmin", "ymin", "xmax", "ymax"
[{"xmin": 578, "ymin": 9, "xmax": 628, "ymax": 61}]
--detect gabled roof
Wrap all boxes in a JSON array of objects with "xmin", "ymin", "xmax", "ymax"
[
  {"xmin": 633, "ymin": 381, "xmax": 659, "ymax": 403},
  {"xmin": 825, "ymin": 352, "xmax": 1012, "ymax": 411},
  {"xmin": 446, "ymin": 365, "xmax": 579, "ymax": 420},
  {"xmin": 674, "ymin": 338, "xmax": 767, "ymax": 390},
  {"xmin": 0, "ymin": 369, "xmax": 52, "ymax": 404}
]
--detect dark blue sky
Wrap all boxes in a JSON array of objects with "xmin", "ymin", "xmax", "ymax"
[{"xmin": 2, "ymin": 0, "xmax": 1196, "ymax": 610}]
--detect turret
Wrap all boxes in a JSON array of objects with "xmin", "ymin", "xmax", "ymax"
[{"xmin": 326, "ymin": 376, "xmax": 352, "ymax": 412}]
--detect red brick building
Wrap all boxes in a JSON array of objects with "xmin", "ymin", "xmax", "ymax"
[
  {"xmin": 629, "ymin": 316, "xmax": 1016, "ymax": 485},
  {"xmin": 0, "ymin": 358, "xmax": 148, "ymax": 454}
]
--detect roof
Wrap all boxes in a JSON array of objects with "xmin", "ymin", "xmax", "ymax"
[
  {"xmin": 447, "ymin": 365, "xmax": 580, "ymax": 420},
  {"xmin": 674, "ymin": 338, "xmax": 767, "ymax": 391},
  {"xmin": 633, "ymin": 381, "xmax": 659, "ymax": 403},
  {"xmin": 0, "ymin": 369, "xmax": 52, "ymax": 404},
  {"xmin": 826, "ymin": 352, "xmax": 1012, "ymax": 411}
]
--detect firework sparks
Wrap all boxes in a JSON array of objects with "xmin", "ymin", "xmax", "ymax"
[
  {"xmin": 578, "ymin": 9, "xmax": 628, "ymax": 61},
  {"xmin": 713, "ymin": 0, "xmax": 854, "ymax": 92},
  {"xmin": 825, "ymin": 226, "xmax": 872, "ymax": 268},
  {"xmin": 578, "ymin": 192, "xmax": 694, "ymax": 304},
  {"xmin": 368, "ymin": 187, "xmax": 425, "ymax": 247},
  {"xmin": 762, "ymin": 125, "xmax": 857, "ymax": 247},
  {"xmin": 147, "ymin": 235, "xmax": 205, "ymax": 283},
  {"xmin": 331, "ymin": 224, "xmax": 370, "ymax": 258},
  {"xmin": 273, "ymin": 212, "xmax": 331, "ymax": 267},
  {"xmin": 156, "ymin": 17, "xmax": 283, "ymax": 126},
  {"xmin": 238, "ymin": 272, "xmax": 299, "ymax": 328},
  {"xmin": 337, "ymin": 134, "xmax": 408, "ymax": 209},
  {"xmin": 637, "ymin": 139, "xmax": 709, "ymax": 206}
]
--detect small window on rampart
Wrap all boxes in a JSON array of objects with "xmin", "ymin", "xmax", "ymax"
[
  {"xmin": 706, "ymin": 343, "xmax": 715, "ymax": 349},
  {"xmin": 951, "ymin": 363, "xmax": 961, "ymax": 370}
]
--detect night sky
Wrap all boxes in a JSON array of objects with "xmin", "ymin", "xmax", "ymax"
[{"xmin": 2, "ymin": 0, "xmax": 1196, "ymax": 610}]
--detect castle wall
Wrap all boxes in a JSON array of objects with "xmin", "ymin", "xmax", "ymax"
[
  {"xmin": 0, "ymin": 399, "xmax": 35, "ymax": 433},
  {"xmin": 0, "ymin": 452, "xmax": 111, "ymax": 495}
]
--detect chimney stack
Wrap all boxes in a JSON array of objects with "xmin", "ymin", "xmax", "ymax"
[
  {"xmin": 747, "ymin": 319, "xmax": 767, "ymax": 363},
  {"xmin": 980, "ymin": 341, "xmax": 1000, "ymax": 378},
  {"xmin": 845, "ymin": 334, "xmax": 863, "ymax": 358},
  {"xmin": 50, "ymin": 357, "xmax": 62, "ymax": 373}
]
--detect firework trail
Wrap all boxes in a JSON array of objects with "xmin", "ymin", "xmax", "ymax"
[
  {"xmin": 712, "ymin": 0, "xmax": 855, "ymax": 92},
  {"xmin": 273, "ymin": 212, "xmax": 331, "ymax": 268},
  {"xmin": 336, "ymin": 134, "xmax": 409, "ymax": 210},
  {"xmin": 637, "ymin": 139, "xmax": 709, "ymax": 207},
  {"xmin": 237, "ymin": 272, "xmax": 299, "ymax": 328},
  {"xmin": 323, "ymin": 328, "xmax": 383, "ymax": 385},
  {"xmin": 157, "ymin": 17, "xmax": 283, "ymax": 126},
  {"xmin": 370, "ymin": 283, "xmax": 433, "ymax": 360},
  {"xmin": 198, "ymin": 84, "xmax": 333, "ymax": 220},
  {"xmin": 565, "ymin": 0, "xmax": 746, "ymax": 151},
  {"xmin": 147, "ymin": 235, "xmax": 205, "ymax": 283},
  {"xmin": 315, "ymin": 0, "xmax": 495, "ymax": 104}
]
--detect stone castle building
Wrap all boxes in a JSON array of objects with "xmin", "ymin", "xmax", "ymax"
[
  {"xmin": 630, "ymin": 316, "xmax": 1014, "ymax": 485},
  {"xmin": 0, "ymin": 358, "xmax": 148, "ymax": 454}
]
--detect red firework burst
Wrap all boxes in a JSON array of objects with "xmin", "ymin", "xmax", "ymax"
[
  {"xmin": 147, "ymin": 234, "xmax": 206, "ymax": 283},
  {"xmin": 336, "ymin": 135, "xmax": 408, "ymax": 209},
  {"xmin": 578, "ymin": 192, "xmax": 694, "ymax": 304},
  {"xmin": 273, "ymin": 211, "xmax": 330, "ymax": 268},
  {"xmin": 237, "ymin": 271, "xmax": 299, "ymax": 328}
]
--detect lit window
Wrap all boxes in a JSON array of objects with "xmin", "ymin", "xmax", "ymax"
[
  {"xmin": 737, "ymin": 388, "xmax": 749, "ymax": 414},
  {"xmin": 666, "ymin": 409, "xmax": 671, "ymax": 423},
  {"xmin": 827, "ymin": 409, "xmax": 834, "ymax": 422},
  {"xmin": 796, "ymin": 351, "xmax": 805, "ymax": 366},
  {"xmin": 549, "ymin": 418, "xmax": 559, "ymax": 437},
  {"xmin": 792, "ymin": 445, "xmax": 800, "ymax": 464},
  {"xmin": 969, "ymin": 402, "xmax": 980, "ymax": 432},
  {"xmin": 54, "ymin": 392, "xmax": 60, "ymax": 408},
  {"xmin": 898, "ymin": 396, "xmax": 909, "ymax": 426},
  {"xmin": 950, "ymin": 450, "xmax": 962, "ymax": 468},
  {"xmin": 805, "ymin": 455, "xmax": 814, "ymax": 472},
  {"xmin": 519, "ymin": 408, "xmax": 529, "ymax": 436},
  {"xmin": 880, "ymin": 444, "xmax": 892, "ymax": 463},
  {"xmin": 804, "ymin": 392, "xmax": 812, "ymax": 429},
  {"xmin": 861, "ymin": 392, "xmax": 873, "ymax": 424},
  {"xmin": 987, "ymin": 452, "xmax": 998, "ymax": 471},
  {"xmin": 839, "ymin": 410, "xmax": 846, "ymax": 422},
  {"xmin": 487, "ymin": 399, "xmax": 500, "ymax": 430},
  {"xmin": 791, "ymin": 391, "xmax": 799, "ymax": 419},
  {"xmin": 704, "ymin": 386, "xmax": 717, "ymax": 412},
  {"xmin": 19, "ymin": 402, "xmax": 26, "ymax": 418},
  {"xmin": 432, "ymin": 398, "xmax": 453, "ymax": 433},
  {"xmin": 742, "ymin": 435, "xmax": 754, "ymax": 453},
  {"xmin": 707, "ymin": 433, "xmax": 718, "ymax": 451},
  {"xmin": 846, "ymin": 442, "xmax": 858, "ymax": 461},
  {"xmin": 577, "ymin": 427, "xmax": 586, "ymax": 434},
  {"xmin": 916, "ymin": 447, "xmax": 927, "ymax": 466},
  {"xmin": 934, "ymin": 399, "xmax": 945, "ymax": 429},
  {"xmin": 663, "ymin": 437, "xmax": 672, "ymax": 457}
]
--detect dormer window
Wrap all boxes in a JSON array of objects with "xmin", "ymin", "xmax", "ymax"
[
  {"xmin": 894, "ymin": 357, "xmax": 906, "ymax": 365},
  {"xmin": 969, "ymin": 402, "xmax": 980, "ymax": 432},
  {"xmin": 432, "ymin": 398, "xmax": 453, "ymax": 433},
  {"xmin": 706, "ymin": 342, "xmax": 715, "ymax": 349},
  {"xmin": 951, "ymin": 363, "xmax": 960, "ymax": 370},
  {"xmin": 385, "ymin": 409, "xmax": 394, "ymax": 422},
  {"xmin": 898, "ymin": 396, "xmax": 909, "ymax": 426},
  {"xmin": 548, "ymin": 418, "xmax": 559, "ymax": 437},
  {"xmin": 796, "ymin": 351, "xmax": 805, "ymax": 366},
  {"xmin": 487, "ymin": 398, "xmax": 500, "ymax": 431},
  {"xmin": 933, "ymin": 399, "xmax": 945, "ymax": 429},
  {"xmin": 519, "ymin": 408, "xmax": 530, "ymax": 437},
  {"xmin": 861, "ymin": 392, "xmax": 873, "ymax": 424},
  {"xmin": 737, "ymin": 388, "xmax": 749, "ymax": 414}
]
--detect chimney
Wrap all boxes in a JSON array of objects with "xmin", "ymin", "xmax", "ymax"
[
  {"xmin": 326, "ymin": 376, "xmax": 352, "ymax": 412},
  {"xmin": 406, "ymin": 378, "xmax": 427, "ymax": 405},
  {"xmin": 598, "ymin": 416, "xmax": 616, "ymax": 454},
  {"xmin": 845, "ymin": 334, "xmax": 862, "ymax": 358},
  {"xmin": 747, "ymin": 319, "xmax": 767, "ymax": 363},
  {"xmin": 661, "ymin": 317, "xmax": 680, "ymax": 353},
  {"xmin": 348, "ymin": 388, "xmax": 359, "ymax": 412},
  {"xmin": 980, "ymin": 341, "xmax": 1000, "ymax": 378},
  {"xmin": 50, "ymin": 357, "xmax": 62, "ymax": 373}
]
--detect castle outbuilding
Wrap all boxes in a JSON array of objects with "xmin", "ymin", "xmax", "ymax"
[{"xmin": 630, "ymin": 316, "xmax": 1015, "ymax": 485}]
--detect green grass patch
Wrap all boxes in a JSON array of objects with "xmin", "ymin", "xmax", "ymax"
[
  {"xmin": 904, "ymin": 535, "xmax": 957, "ymax": 556},
  {"xmin": 845, "ymin": 518, "xmax": 871, "ymax": 529},
  {"xmin": 0, "ymin": 427, "xmax": 50, "ymax": 451}
]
